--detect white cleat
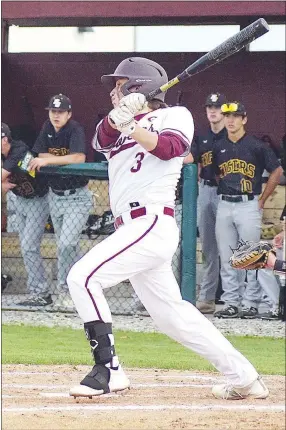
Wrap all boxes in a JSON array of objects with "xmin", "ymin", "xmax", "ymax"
[
  {"xmin": 70, "ymin": 365, "xmax": 130, "ymax": 399},
  {"xmin": 212, "ymin": 376, "xmax": 269, "ymax": 400}
]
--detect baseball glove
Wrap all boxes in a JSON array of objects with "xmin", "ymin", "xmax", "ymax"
[{"xmin": 229, "ymin": 240, "xmax": 276, "ymax": 270}]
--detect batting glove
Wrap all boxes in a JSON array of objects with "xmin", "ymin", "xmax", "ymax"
[
  {"xmin": 108, "ymin": 105, "xmax": 136, "ymax": 136},
  {"xmin": 119, "ymin": 93, "xmax": 147, "ymax": 115}
]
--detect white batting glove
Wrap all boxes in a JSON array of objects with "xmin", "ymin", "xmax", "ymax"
[
  {"xmin": 119, "ymin": 93, "xmax": 147, "ymax": 115},
  {"xmin": 108, "ymin": 105, "xmax": 136, "ymax": 136}
]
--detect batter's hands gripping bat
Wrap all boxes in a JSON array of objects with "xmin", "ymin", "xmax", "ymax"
[{"xmin": 147, "ymin": 18, "xmax": 269, "ymax": 101}]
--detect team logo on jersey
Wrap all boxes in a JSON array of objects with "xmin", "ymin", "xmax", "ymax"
[
  {"xmin": 48, "ymin": 147, "xmax": 70, "ymax": 156},
  {"xmin": 201, "ymin": 151, "xmax": 213, "ymax": 167},
  {"xmin": 52, "ymin": 98, "xmax": 62, "ymax": 108},
  {"xmin": 110, "ymin": 122, "xmax": 158, "ymax": 159},
  {"xmin": 219, "ymin": 159, "xmax": 255, "ymax": 178}
]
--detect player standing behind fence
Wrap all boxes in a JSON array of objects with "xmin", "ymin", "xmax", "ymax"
[
  {"xmin": 1, "ymin": 123, "xmax": 50, "ymax": 306},
  {"xmin": 186, "ymin": 93, "xmax": 227, "ymax": 314},
  {"xmin": 66, "ymin": 57, "xmax": 269, "ymax": 401},
  {"xmin": 29, "ymin": 95, "xmax": 93, "ymax": 310},
  {"xmin": 212, "ymin": 102, "xmax": 282, "ymax": 320}
]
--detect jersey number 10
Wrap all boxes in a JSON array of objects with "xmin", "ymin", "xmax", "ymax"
[{"xmin": 240, "ymin": 178, "xmax": 253, "ymax": 193}]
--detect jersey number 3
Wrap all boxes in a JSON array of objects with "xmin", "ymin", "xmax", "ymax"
[{"xmin": 131, "ymin": 152, "xmax": 145, "ymax": 173}]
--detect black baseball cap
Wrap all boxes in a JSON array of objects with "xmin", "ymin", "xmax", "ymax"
[
  {"xmin": 1, "ymin": 123, "xmax": 11, "ymax": 139},
  {"xmin": 205, "ymin": 93, "xmax": 227, "ymax": 107},
  {"xmin": 221, "ymin": 101, "xmax": 247, "ymax": 116},
  {"xmin": 45, "ymin": 94, "xmax": 72, "ymax": 111}
]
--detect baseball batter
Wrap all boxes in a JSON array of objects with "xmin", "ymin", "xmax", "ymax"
[{"xmin": 67, "ymin": 57, "xmax": 269, "ymax": 400}]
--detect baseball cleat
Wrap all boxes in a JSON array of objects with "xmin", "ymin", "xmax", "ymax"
[
  {"xmin": 70, "ymin": 364, "xmax": 130, "ymax": 398},
  {"xmin": 212, "ymin": 375, "xmax": 269, "ymax": 400},
  {"xmin": 196, "ymin": 300, "xmax": 215, "ymax": 314},
  {"xmin": 214, "ymin": 305, "xmax": 238, "ymax": 319}
]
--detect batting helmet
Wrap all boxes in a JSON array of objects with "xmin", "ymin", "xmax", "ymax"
[{"xmin": 101, "ymin": 57, "xmax": 168, "ymax": 102}]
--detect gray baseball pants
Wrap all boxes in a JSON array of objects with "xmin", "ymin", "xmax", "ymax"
[
  {"xmin": 197, "ymin": 182, "xmax": 220, "ymax": 301},
  {"xmin": 16, "ymin": 195, "xmax": 50, "ymax": 296},
  {"xmin": 49, "ymin": 186, "xmax": 93, "ymax": 290},
  {"xmin": 216, "ymin": 196, "xmax": 279, "ymax": 309}
]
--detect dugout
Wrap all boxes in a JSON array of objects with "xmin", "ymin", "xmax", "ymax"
[
  {"xmin": 1, "ymin": 1, "xmax": 285, "ymax": 157},
  {"xmin": 1, "ymin": 1, "xmax": 285, "ymax": 310}
]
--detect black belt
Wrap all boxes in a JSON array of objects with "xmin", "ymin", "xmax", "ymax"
[
  {"xmin": 52, "ymin": 189, "xmax": 77, "ymax": 196},
  {"xmin": 221, "ymin": 195, "xmax": 254, "ymax": 203},
  {"xmin": 202, "ymin": 179, "xmax": 217, "ymax": 187}
]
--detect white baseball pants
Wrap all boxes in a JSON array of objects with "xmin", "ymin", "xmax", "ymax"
[{"xmin": 67, "ymin": 207, "xmax": 258, "ymax": 387}]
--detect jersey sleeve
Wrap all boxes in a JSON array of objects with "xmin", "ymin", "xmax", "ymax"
[
  {"xmin": 32, "ymin": 123, "xmax": 49, "ymax": 154},
  {"xmin": 92, "ymin": 117, "xmax": 120, "ymax": 155},
  {"xmin": 69, "ymin": 123, "xmax": 87, "ymax": 154},
  {"xmin": 159, "ymin": 107, "xmax": 194, "ymax": 156},
  {"xmin": 274, "ymin": 259, "xmax": 286, "ymax": 274},
  {"xmin": 190, "ymin": 134, "xmax": 200, "ymax": 163},
  {"xmin": 2, "ymin": 143, "xmax": 28, "ymax": 172},
  {"xmin": 2, "ymin": 157, "xmax": 18, "ymax": 173},
  {"xmin": 149, "ymin": 132, "xmax": 189, "ymax": 160},
  {"xmin": 261, "ymin": 144, "xmax": 281, "ymax": 173}
]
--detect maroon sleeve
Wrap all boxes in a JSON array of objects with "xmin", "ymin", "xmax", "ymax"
[
  {"xmin": 97, "ymin": 117, "xmax": 120, "ymax": 149},
  {"xmin": 149, "ymin": 131, "xmax": 189, "ymax": 160}
]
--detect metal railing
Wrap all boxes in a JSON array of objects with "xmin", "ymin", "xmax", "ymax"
[{"xmin": 2, "ymin": 162, "xmax": 197, "ymax": 314}]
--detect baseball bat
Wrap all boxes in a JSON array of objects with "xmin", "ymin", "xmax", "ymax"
[{"xmin": 147, "ymin": 18, "xmax": 269, "ymax": 101}]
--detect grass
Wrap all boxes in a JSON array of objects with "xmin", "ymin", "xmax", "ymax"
[{"xmin": 2, "ymin": 324, "xmax": 285, "ymax": 375}]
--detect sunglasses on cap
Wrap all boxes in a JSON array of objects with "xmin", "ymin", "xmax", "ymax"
[
  {"xmin": 221, "ymin": 103, "xmax": 240, "ymax": 113},
  {"xmin": 221, "ymin": 102, "xmax": 246, "ymax": 115}
]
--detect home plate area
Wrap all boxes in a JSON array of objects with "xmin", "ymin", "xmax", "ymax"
[{"xmin": 2, "ymin": 365, "xmax": 285, "ymax": 430}]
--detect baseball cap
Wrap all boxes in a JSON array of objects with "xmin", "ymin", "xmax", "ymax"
[
  {"xmin": 1, "ymin": 123, "xmax": 11, "ymax": 139},
  {"xmin": 221, "ymin": 101, "xmax": 247, "ymax": 116},
  {"xmin": 45, "ymin": 94, "xmax": 72, "ymax": 111},
  {"xmin": 205, "ymin": 93, "xmax": 227, "ymax": 107}
]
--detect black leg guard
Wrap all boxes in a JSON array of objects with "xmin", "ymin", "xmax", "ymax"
[
  {"xmin": 84, "ymin": 320, "xmax": 116, "ymax": 365},
  {"xmin": 81, "ymin": 321, "xmax": 116, "ymax": 393}
]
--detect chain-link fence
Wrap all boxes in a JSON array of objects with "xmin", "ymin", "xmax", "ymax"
[{"xmin": 2, "ymin": 163, "xmax": 187, "ymax": 316}]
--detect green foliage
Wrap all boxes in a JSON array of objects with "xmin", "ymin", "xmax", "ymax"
[{"xmin": 2, "ymin": 325, "xmax": 285, "ymax": 375}]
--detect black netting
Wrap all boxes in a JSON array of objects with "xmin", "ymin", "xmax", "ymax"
[{"xmin": 2, "ymin": 171, "xmax": 182, "ymax": 315}]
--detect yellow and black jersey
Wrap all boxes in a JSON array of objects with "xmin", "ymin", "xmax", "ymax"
[
  {"xmin": 212, "ymin": 134, "xmax": 281, "ymax": 195},
  {"xmin": 32, "ymin": 119, "xmax": 88, "ymax": 191},
  {"xmin": 2, "ymin": 140, "xmax": 49, "ymax": 199}
]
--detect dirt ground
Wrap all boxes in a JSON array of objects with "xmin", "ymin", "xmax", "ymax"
[{"xmin": 2, "ymin": 365, "xmax": 285, "ymax": 430}]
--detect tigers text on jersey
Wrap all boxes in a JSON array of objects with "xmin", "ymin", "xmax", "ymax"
[
  {"xmin": 212, "ymin": 134, "xmax": 281, "ymax": 195},
  {"xmin": 93, "ymin": 106, "xmax": 194, "ymax": 217}
]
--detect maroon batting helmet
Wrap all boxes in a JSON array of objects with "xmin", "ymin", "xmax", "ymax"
[{"xmin": 101, "ymin": 57, "xmax": 168, "ymax": 102}]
